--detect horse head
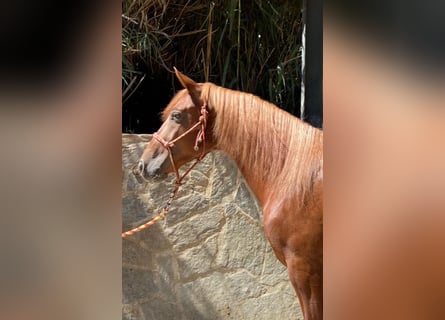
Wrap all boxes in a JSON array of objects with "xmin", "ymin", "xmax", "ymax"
[{"xmin": 134, "ymin": 68, "xmax": 211, "ymax": 181}]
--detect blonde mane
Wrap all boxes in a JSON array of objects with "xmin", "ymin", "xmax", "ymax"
[{"xmin": 202, "ymin": 83, "xmax": 323, "ymax": 206}]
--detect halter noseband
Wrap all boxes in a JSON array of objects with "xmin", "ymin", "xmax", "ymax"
[{"xmin": 152, "ymin": 101, "xmax": 208, "ymax": 186}]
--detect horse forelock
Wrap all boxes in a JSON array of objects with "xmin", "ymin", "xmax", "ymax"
[{"xmin": 161, "ymin": 89, "xmax": 190, "ymax": 121}]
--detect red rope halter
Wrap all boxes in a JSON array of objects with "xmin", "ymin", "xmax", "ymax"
[{"xmin": 122, "ymin": 101, "xmax": 208, "ymax": 238}]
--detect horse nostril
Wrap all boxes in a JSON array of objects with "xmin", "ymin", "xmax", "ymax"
[{"xmin": 137, "ymin": 160, "xmax": 145, "ymax": 173}]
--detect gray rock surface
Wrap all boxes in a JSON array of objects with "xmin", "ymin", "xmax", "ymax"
[{"xmin": 122, "ymin": 134, "xmax": 301, "ymax": 320}]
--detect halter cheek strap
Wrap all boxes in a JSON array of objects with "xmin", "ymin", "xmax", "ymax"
[{"xmin": 153, "ymin": 101, "xmax": 208, "ymax": 186}]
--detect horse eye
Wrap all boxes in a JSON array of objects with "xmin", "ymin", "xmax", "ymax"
[{"xmin": 171, "ymin": 111, "xmax": 182, "ymax": 122}]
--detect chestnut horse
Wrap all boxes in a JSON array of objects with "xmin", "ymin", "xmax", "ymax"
[{"xmin": 136, "ymin": 69, "xmax": 323, "ymax": 320}]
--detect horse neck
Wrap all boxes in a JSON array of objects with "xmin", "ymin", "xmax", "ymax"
[{"xmin": 206, "ymin": 84, "xmax": 322, "ymax": 205}]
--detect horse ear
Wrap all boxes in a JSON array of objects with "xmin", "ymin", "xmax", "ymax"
[{"xmin": 174, "ymin": 67, "xmax": 202, "ymax": 105}]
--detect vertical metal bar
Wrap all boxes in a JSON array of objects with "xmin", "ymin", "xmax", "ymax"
[{"xmin": 300, "ymin": 0, "xmax": 307, "ymax": 120}]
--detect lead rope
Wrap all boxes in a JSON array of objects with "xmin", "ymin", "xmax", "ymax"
[
  {"xmin": 121, "ymin": 184, "xmax": 179, "ymax": 238},
  {"xmin": 122, "ymin": 102, "xmax": 208, "ymax": 238}
]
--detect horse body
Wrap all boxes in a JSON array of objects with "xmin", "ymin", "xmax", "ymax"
[
  {"xmin": 207, "ymin": 84, "xmax": 323, "ymax": 320},
  {"xmin": 231, "ymin": 156, "xmax": 323, "ymax": 320},
  {"xmin": 137, "ymin": 69, "xmax": 323, "ymax": 320}
]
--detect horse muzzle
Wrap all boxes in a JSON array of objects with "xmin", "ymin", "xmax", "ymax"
[{"xmin": 131, "ymin": 159, "xmax": 158, "ymax": 182}]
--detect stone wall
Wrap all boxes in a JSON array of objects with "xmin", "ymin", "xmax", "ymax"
[{"xmin": 122, "ymin": 134, "xmax": 301, "ymax": 320}]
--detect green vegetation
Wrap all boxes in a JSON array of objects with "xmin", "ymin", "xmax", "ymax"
[{"xmin": 122, "ymin": 0, "xmax": 303, "ymax": 114}]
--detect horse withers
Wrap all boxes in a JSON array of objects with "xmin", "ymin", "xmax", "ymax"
[{"xmin": 135, "ymin": 68, "xmax": 323, "ymax": 320}]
